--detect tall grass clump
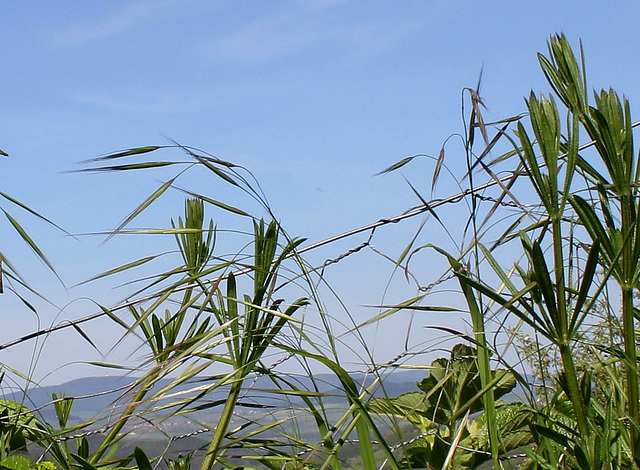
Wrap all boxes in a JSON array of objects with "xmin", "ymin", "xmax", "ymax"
[
  {"xmin": 25, "ymin": 146, "xmax": 399, "ymax": 470},
  {"xmin": 3, "ymin": 33, "xmax": 640, "ymax": 470},
  {"xmin": 378, "ymin": 34, "xmax": 640, "ymax": 468}
]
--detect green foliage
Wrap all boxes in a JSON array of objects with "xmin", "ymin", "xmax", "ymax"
[
  {"xmin": 0, "ymin": 459, "xmax": 57, "ymax": 470},
  {"xmin": 0, "ymin": 400, "xmax": 61, "ymax": 470},
  {"xmin": 5, "ymin": 32, "xmax": 640, "ymax": 470},
  {"xmin": 164, "ymin": 452, "xmax": 194, "ymax": 470},
  {"xmin": 454, "ymin": 33, "xmax": 640, "ymax": 468},
  {"xmin": 0, "ymin": 400, "xmax": 43, "ymax": 456},
  {"xmin": 369, "ymin": 345, "xmax": 525, "ymax": 469},
  {"xmin": 1, "ymin": 456, "xmax": 37, "ymax": 470},
  {"xmin": 370, "ymin": 32, "xmax": 640, "ymax": 468}
]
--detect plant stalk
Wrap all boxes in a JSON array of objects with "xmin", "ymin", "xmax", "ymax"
[
  {"xmin": 458, "ymin": 276, "xmax": 501, "ymax": 469},
  {"xmin": 552, "ymin": 216, "xmax": 590, "ymax": 437},
  {"xmin": 200, "ymin": 376, "xmax": 243, "ymax": 470},
  {"xmin": 90, "ymin": 380, "xmax": 152, "ymax": 464},
  {"xmin": 621, "ymin": 195, "xmax": 639, "ymax": 463}
]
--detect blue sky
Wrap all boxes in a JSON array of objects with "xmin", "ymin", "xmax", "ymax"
[{"xmin": 2, "ymin": 1, "xmax": 640, "ymax": 385}]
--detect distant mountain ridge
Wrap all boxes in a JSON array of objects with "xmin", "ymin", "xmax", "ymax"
[{"xmin": 8, "ymin": 369, "xmax": 427, "ymax": 420}]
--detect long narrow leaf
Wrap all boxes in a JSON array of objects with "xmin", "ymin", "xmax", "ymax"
[
  {"xmin": 2, "ymin": 210, "xmax": 60, "ymax": 280},
  {"xmin": 107, "ymin": 177, "xmax": 177, "ymax": 243}
]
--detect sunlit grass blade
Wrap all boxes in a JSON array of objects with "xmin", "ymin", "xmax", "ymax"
[
  {"xmin": 2, "ymin": 209, "xmax": 61, "ymax": 283},
  {"xmin": 106, "ymin": 177, "xmax": 176, "ymax": 243},
  {"xmin": 374, "ymin": 155, "xmax": 419, "ymax": 175},
  {"xmin": 0, "ymin": 191, "xmax": 71, "ymax": 236},
  {"xmin": 278, "ymin": 344, "xmax": 400, "ymax": 470},
  {"xmin": 456, "ymin": 266, "xmax": 500, "ymax": 468},
  {"xmin": 78, "ymin": 146, "xmax": 165, "ymax": 164},
  {"xmin": 75, "ymin": 255, "xmax": 157, "ymax": 286},
  {"xmin": 352, "ymin": 294, "xmax": 426, "ymax": 330},
  {"xmin": 174, "ymin": 187, "xmax": 252, "ymax": 217},
  {"xmin": 75, "ymin": 161, "xmax": 177, "ymax": 172}
]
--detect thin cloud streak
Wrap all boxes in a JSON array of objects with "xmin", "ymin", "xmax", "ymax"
[
  {"xmin": 194, "ymin": 4, "xmax": 420, "ymax": 65},
  {"xmin": 71, "ymin": 77, "xmax": 303, "ymax": 115},
  {"xmin": 50, "ymin": 0, "xmax": 178, "ymax": 48}
]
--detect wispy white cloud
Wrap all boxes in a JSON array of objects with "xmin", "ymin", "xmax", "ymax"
[
  {"xmin": 72, "ymin": 88, "xmax": 231, "ymax": 115},
  {"xmin": 194, "ymin": 3, "xmax": 420, "ymax": 65},
  {"xmin": 71, "ymin": 77, "xmax": 300, "ymax": 115},
  {"xmin": 51, "ymin": 0, "xmax": 178, "ymax": 48}
]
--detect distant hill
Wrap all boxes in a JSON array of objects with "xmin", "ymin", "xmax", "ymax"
[
  {"xmin": 7, "ymin": 369, "xmax": 427, "ymax": 422},
  {"xmin": 5, "ymin": 369, "xmax": 531, "ymax": 467}
]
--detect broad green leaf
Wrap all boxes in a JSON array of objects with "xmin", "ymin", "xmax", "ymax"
[
  {"xmin": 134, "ymin": 447, "xmax": 153, "ymax": 470},
  {"xmin": 0, "ymin": 456, "xmax": 31, "ymax": 470}
]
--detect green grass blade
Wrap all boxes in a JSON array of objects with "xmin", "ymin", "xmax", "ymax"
[
  {"xmin": 107, "ymin": 177, "xmax": 177, "ymax": 242},
  {"xmin": 2, "ymin": 209, "xmax": 60, "ymax": 281}
]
